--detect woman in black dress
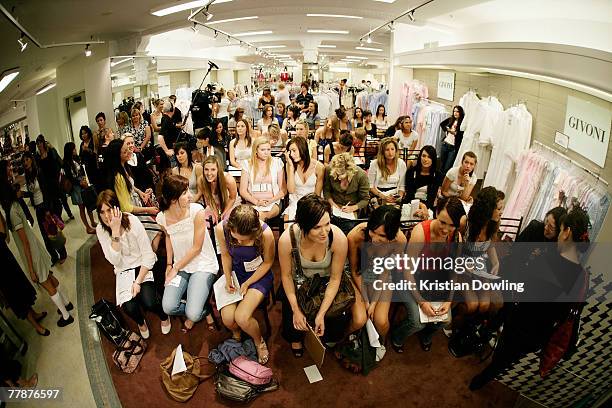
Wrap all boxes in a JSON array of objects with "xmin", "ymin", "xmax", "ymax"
[{"xmin": 0, "ymin": 211, "xmax": 50, "ymax": 336}]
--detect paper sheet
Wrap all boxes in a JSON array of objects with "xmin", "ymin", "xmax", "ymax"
[
  {"xmin": 470, "ymin": 269, "xmax": 501, "ymax": 280},
  {"xmin": 213, "ymin": 271, "xmax": 243, "ymax": 310},
  {"xmin": 171, "ymin": 344, "xmax": 187, "ymax": 376},
  {"xmin": 167, "ymin": 274, "xmax": 182, "ymax": 288},
  {"xmin": 332, "ymin": 206, "xmax": 355, "ymax": 220},
  {"xmin": 419, "ymin": 301, "xmax": 451, "ymax": 323},
  {"xmin": 254, "ymin": 204, "xmax": 275, "ymax": 213},
  {"xmin": 366, "ymin": 319, "xmax": 381, "ymax": 347},
  {"xmin": 303, "ymin": 365, "xmax": 323, "ymax": 384},
  {"xmin": 116, "ymin": 268, "xmax": 136, "ymax": 306}
]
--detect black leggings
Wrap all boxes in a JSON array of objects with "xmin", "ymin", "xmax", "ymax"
[{"xmin": 121, "ymin": 281, "xmax": 167, "ymax": 326}]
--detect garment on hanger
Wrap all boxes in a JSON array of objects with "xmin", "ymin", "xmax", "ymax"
[{"xmin": 399, "ymin": 80, "xmax": 428, "ymax": 117}]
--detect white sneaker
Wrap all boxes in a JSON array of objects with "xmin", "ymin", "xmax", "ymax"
[
  {"xmin": 139, "ymin": 322, "xmax": 150, "ymax": 339},
  {"xmin": 161, "ymin": 319, "xmax": 172, "ymax": 335}
]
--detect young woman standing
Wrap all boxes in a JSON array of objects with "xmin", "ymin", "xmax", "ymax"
[
  {"xmin": 128, "ymin": 107, "xmax": 152, "ymax": 155},
  {"xmin": 63, "ymin": 142, "xmax": 97, "ymax": 234},
  {"xmin": 439, "ymin": 105, "xmax": 465, "ymax": 175},
  {"xmin": 215, "ymin": 205, "xmax": 275, "ymax": 364}
]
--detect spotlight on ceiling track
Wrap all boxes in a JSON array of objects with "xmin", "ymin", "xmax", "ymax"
[
  {"xmin": 84, "ymin": 44, "xmax": 92, "ymax": 57},
  {"xmin": 203, "ymin": 5, "xmax": 214, "ymax": 21},
  {"xmin": 226, "ymin": 35, "xmax": 231, "ymax": 44},
  {"xmin": 408, "ymin": 11, "xmax": 415, "ymax": 22},
  {"xmin": 17, "ymin": 33, "xmax": 28, "ymax": 52},
  {"xmin": 214, "ymin": 30, "xmax": 219, "ymax": 38},
  {"xmin": 389, "ymin": 21, "xmax": 395, "ymax": 32},
  {"xmin": 366, "ymin": 35, "xmax": 372, "ymax": 44},
  {"xmin": 151, "ymin": 57, "xmax": 157, "ymax": 64},
  {"xmin": 192, "ymin": 22, "xmax": 199, "ymax": 33}
]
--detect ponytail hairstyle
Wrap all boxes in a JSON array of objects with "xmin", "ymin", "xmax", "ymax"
[
  {"xmin": 226, "ymin": 205, "xmax": 264, "ymax": 254},
  {"xmin": 158, "ymin": 174, "xmax": 189, "ymax": 212},
  {"xmin": 467, "ymin": 186, "xmax": 505, "ymax": 242},
  {"xmin": 96, "ymin": 189, "xmax": 131, "ymax": 236},
  {"xmin": 559, "ymin": 206, "xmax": 590, "ymax": 253}
]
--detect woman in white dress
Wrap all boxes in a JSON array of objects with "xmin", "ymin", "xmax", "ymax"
[
  {"xmin": 368, "ymin": 137, "xmax": 407, "ymax": 206},
  {"xmin": 229, "ymin": 118, "xmax": 253, "ymax": 169},
  {"xmin": 283, "ymin": 137, "xmax": 324, "ymax": 222}
]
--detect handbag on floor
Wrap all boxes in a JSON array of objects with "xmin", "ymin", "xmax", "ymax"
[
  {"xmin": 229, "ymin": 356, "xmax": 273, "ymax": 385},
  {"xmin": 334, "ymin": 329, "xmax": 378, "ymax": 375},
  {"xmin": 89, "ymin": 298, "xmax": 129, "ymax": 347},
  {"xmin": 160, "ymin": 347, "xmax": 215, "ymax": 402},
  {"xmin": 290, "ymin": 224, "xmax": 355, "ymax": 323},
  {"xmin": 215, "ymin": 366, "xmax": 279, "ymax": 403},
  {"xmin": 112, "ymin": 331, "xmax": 146, "ymax": 373}
]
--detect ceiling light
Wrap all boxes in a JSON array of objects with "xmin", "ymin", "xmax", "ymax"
[
  {"xmin": 203, "ymin": 7, "xmax": 213, "ymax": 21},
  {"xmin": 226, "ymin": 35, "xmax": 231, "ymax": 43},
  {"xmin": 318, "ymin": 45, "xmax": 336, "ymax": 48},
  {"xmin": 306, "ymin": 14, "xmax": 362, "ymax": 19},
  {"xmin": 372, "ymin": 0, "xmax": 396, "ymax": 3},
  {"xmin": 208, "ymin": 16, "xmax": 258, "ymax": 25},
  {"xmin": 151, "ymin": 0, "xmax": 232, "ymax": 17},
  {"xmin": 366, "ymin": 35, "xmax": 372, "ymax": 44},
  {"xmin": 191, "ymin": 22, "xmax": 199, "ymax": 33},
  {"xmin": 346, "ymin": 56, "xmax": 368, "ymax": 59},
  {"xmin": 36, "ymin": 83, "xmax": 56, "ymax": 95},
  {"xmin": 214, "ymin": 30, "xmax": 219, "ymax": 38},
  {"xmin": 271, "ymin": 54, "xmax": 290, "ymax": 58},
  {"xmin": 258, "ymin": 45, "xmax": 286, "ymax": 49},
  {"xmin": 234, "ymin": 31, "xmax": 272, "ymax": 37},
  {"xmin": 151, "ymin": 57, "xmax": 157, "ymax": 64},
  {"xmin": 355, "ymin": 46, "xmax": 382, "ymax": 51},
  {"xmin": 17, "ymin": 34, "xmax": 28, "ymax": 52},
  {"xmin": 84, "ymin": 44, "xmax": 92, "ymax": 57},
  {"xmin": 111, "ymin": 57, "xmax": 133, "ymax": 67},
  {"xmin": 408, "ymin": 11, "xmax": 415, "ymax": 22},
  {"xmin": 307, "ymin": 29, "xmax": 349, "ymax": 34}
]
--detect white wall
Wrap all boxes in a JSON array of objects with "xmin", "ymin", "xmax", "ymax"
[
  {"xmin": 36, "ymin": 88, "xmax": 64, "ymax": 149},
  {"xmin": 25, "ymin": 97, "xmax": 39, "ymax": 139},
  {"xmin": 0, "ymin": 103, "xmax": 27, "ymax": 129},
  {"xmin": 236, "ymin": 70, "xmax": 251, "ymax": 88},
  {"xmin": 216, "ymin": 70, "xmax": 235, "ymax": 90},
  {"xmin": 83, "ymin": 58, "xmax": 114, "ymax": 131}
]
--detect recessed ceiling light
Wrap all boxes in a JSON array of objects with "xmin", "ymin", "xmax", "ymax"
[
  {"xmin": 306, "ymin": 14, "xmax": 362, "ymax": 19},
  {"xmin": 36, "ymin": 83, "xmax": 56, "ymax": 95},
  {"xmin": 151, "ymin": 0, "xmax": 232, "ymax": 17},
  {"xmin": 234, "ymin": 31, "xmax": 272, "ymax": 37},
  {"xmin": 207, "ymin": 15, "xmax": 258, "ymax": 25},
  {"xmin": 0, "ymin": 70, "xmax": 19, "ymax": 93},
  {"xmin": 355, "ymin": 46, "xmax": 383, "ymax": 51},
  {"xmin": 346, "ymin": 56, "xmax": 368, "ymax": 59},
  {"xmin": 258, "ymin": 45, "xmax": 286, "ymax": 49},
  {"xmin": 307, "ymin": 29, "xmax": 349, "ymax": 34},
  {"xmin": 372, "ymin": 0, "xmax": 396, "ymax": 3},
  {"xmin": 318, "ymin": 45, "xmax": 336, "ymax": 48}
]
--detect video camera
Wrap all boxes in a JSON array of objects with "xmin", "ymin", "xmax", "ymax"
[{"xmin": 191, "ymin": 83, "xmax": 223, "ymax": 129}]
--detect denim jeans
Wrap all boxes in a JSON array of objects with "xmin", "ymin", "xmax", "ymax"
[
  {"xmin": 390, "ymin": 292, "xmax": 444, "ymax": 346},
  {"xmin": 162, "ymin": 270, "xmax": 215, "ymax": 323},
  {"xmin": 439, "ymin": 141, "xmax": 457, "ymax": 176}
]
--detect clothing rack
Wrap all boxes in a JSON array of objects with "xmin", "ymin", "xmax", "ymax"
[
  {"xmin": 420, "ymin": 98, "xmax": 448, "ymax": 108},
  {"xmin": 532, "ymin": 140, "xmax": 608, "ymax": 186}
]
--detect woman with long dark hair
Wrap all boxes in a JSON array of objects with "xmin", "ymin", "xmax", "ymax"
[
  {"xmin": 405, "ymin": 145, "xmax": 440, "ymax": 215},
  {"xmin": 172, "ymin": 142, "xmax": 203, "ymax": 204},
  {"xmin": 63, "ymin": 142, "xmax": 97, "ymax": 234},
  {"xmin": 374, "ymin": 104, "xmax": 387, "ymax": 128},
  {"xmin": 199, "ymin": 156, "xmax": 239, "ymax": 224},
  {"xmin": 211, "ymin": 119, "xmax": 229, "ymax": 167},
  {"xmin": 439, "ymin": 105, "xmax": 465, "ymax": 175},
  {"xmin": 78, "ymin": 125, "xmax": 100, "ymax": 189},
  {"xmin": 36, "ymin": 135, "xmax": 73, "ymax": 220}
]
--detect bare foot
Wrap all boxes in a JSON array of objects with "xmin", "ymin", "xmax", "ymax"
[
  {"xmin": 206, "ymin": 314, "xmax": 216, "ymax": 332},
  {"xmin": 181, "ymin": 319, "xmax": 194, "ymax": 333},
  {"xmin": 257, "ymin": 338, "xmax": 269, "ymax": 365}
]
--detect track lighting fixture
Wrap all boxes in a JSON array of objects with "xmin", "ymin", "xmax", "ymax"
[
  {"xmin": 17, "ymin": 33, "xmax": 28, "ymax": 52},
  {"xmin": 84, "ymin": 44, "xmax": 92, "ymax": 57},
  {"xmin": 408, "ymin": 11, "xmax": 415, "ymax": 22},
  {"xmin": 151, "ymin": 56, "xmax": 157, "ymax": 65},
  {"xmin": 389, "ymin": 21, "xmax": 395, "ymax": 32},
  {"xmin": 214, "ymin": 30, "xmax": 219, "ymax": 38},
  {"xmin": 203, "ymin": 5, "xmax": 213, "ymax": 21},
  {"xmin": 366, "ymin": 35, "xmax": 372, "ymax": 44},
  {"xmin": 191, "ymin": 22, "xmax": 199, "ymax": 33},
  {"xmin": 226, "ymin": 35, "xmax": 231, "ymax": 44}
]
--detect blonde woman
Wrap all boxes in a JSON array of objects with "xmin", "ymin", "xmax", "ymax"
[
  {"xmin": 239, "ymin": 137, "xmax": 287, "ymax": 221},
  {"xmin": 267, "ymin": 123, "xmax": 287, "ymax": 149},
  {"xmin": 315, "ymin": 117, "xmax": 339, "ymax": 151},
  {"xmin": 256, "ymin": 104, "xmax": 279, "ymax": 134},
  {"xmin": 368, "ymin": 137, "xmax": 407, "ymax": 205},
  {"xmin": 199, "ymin": 156, "xmax": 239, "ymax": 224},
  {"xmin": 228, "ymin": 118, "xmax": 253, "ymax": 169},
  {"xmin": 294, "ymin": 120, "xmax": 317, "ymax": 161}
]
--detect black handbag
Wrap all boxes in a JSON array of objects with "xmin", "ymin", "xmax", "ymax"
[
  {"xmin": 214, "ymin": 366, "xmax": 278, "ymax": 403},
  {"xmin": 89, "ymin": 298, "xmax": 129, "ymax": 347},
  {"xmin": 290, "ymin": 224, "xmax": 355, "ymax": 323},
  {"xmin": 81, "ymin": 164, "xmax": 98, "ymax": 212}
]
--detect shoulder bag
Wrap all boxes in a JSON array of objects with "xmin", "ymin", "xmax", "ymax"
[
  {"xmin": 81, "ymin": 164, "xmax": 98, "ymax": 212},
  {"xmin": 160, "ymin": 347, "xmax": 215, "ymax": 402},
  {"xmin": 112, "ymin": 331, "xmax": 146, "ymax": 373},
  {"xmin": 290, "ymin": 224, "xmax": 355, "ymax": 323},
  {"xmin": 215, "ymin": 365, "xmax": 279, "ymax": 403}
]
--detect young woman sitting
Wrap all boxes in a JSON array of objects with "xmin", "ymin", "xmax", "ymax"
[
  {"xmin": 295, "ymin": 120, "xmax": 318, "ymax": 161},
  {"xmin": 215, "ymin": 205, "xmax": 275, "ymax": 364},
  {"xmin": 324, "ymin": 131, "xmax": 355, "ymax": 165},
  {"xmin": 394, "ymin": 116, "xmax": 418, "ymax": 151},
  {"xmin": 228, "ymin": 118, "xmax": 253, "ymax": 170},
  {"xmin": 283, "ymin": 137, "xmax": 324, "ymax": 222},
  {"xmin": 239, "ymin": 137, "xmax": 287, "ymax": 221},
  {"xmin": 96, "ymin": 190, "xmax": 171, "ymax": 338},
  {"xmin": 278, "ymin": 194, "xmax": 350, "ymax": 356},
  {"xmin": 348, "ymin": 205, "xmax": 407, "ymax": 341},
  {"xmin": 368, "ymin": 137, "xmax": 407, "ymax": 207},
  {"xmin": 404, "ymin": 145, "xmax": 440, "ymax": 218},
  {"xmin": 352, "ymin": 107, "xmax": 364, "ymax": 129},
  {"xmin": 157, "ymin": 175, "xmax": 219, "ymax": 332},
  {"xmin": 315, "ymin": 117, "xmax": 339, "ymax": 152},
  {"xmin": 440, "ymin": 151, "xmax": 478, "ymax": 203},
  {"xmin": 256, "ymin": 104, "xmax": 279, "ymax": 134},
  {"xmin": 172, "ymin": 142, "xmax": 203, "ymax": 204},
  {"xmin": 199, "ymin": 156, "xmax": 239, "ymax": 224}
]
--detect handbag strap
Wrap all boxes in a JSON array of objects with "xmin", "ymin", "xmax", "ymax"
[{"xmin": 289, "ymin": 224, "xmax": 305, "ymax": 281}]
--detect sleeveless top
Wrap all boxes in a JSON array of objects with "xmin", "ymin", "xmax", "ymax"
[
  {"xmin": 290, "ymin": 167, "xmax": 317, "ymax": 204},
  {"xmin": 156, "ymin": 203, "xmax": 218, "ymax": 274},
  {"xmin": 224, "ymin": 222, "xmax": 269, "ymax": 275},
  {"xmin": 234, "ymin": 143, "xmax": 252, "ymax": 163},
  {"xmin": 292, "ymin": 225, "xmax": 333, "ymax": 278},
  {"xmin": 418, "ymin": 219, "xmax": 454, "ymax": 301}
]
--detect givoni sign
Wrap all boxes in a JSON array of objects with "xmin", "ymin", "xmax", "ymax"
[{"xmin": 565, "ymin": 96, "xmax": 611, "ymax": 167}]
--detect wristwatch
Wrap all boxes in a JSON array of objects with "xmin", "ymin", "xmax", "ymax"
[{"xmin": 111, "ymin": 236, "xmax": 120, "ymax": 243}]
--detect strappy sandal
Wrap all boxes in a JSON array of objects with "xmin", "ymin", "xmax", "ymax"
[
  {"xmin": 181, "ymin": 319, "xmax": 194, "ymax": 333},
  {"xmin": 206, "ymin": 314, "xmax": 217, "ymax": 332},
  {"xmin": 291, "ymin": 343, "xmax": 304, "ymax": 358},
  {"xmin": 257, "ymin": 338, "xmax": 270, "ymax": 365}
]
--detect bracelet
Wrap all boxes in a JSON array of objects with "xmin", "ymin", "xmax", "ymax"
[{"xmin": 166, "ymin": 263, "xmax": 172, "ymax": 266}]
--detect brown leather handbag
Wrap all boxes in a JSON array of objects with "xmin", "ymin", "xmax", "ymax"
[
  {"xmin": 160, "ymin": 347, "xmax": 215, "ymax": 402},
  {"xmin": 290, "ymin": 224, "xmax": 355, "ymax": 323}
]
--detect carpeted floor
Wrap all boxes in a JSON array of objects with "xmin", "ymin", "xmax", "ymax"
[{"xmin": 89, "ymin": 242, "xmax": 517, "ymax": 408}]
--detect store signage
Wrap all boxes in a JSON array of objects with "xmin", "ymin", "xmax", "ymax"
[
  {"xmin": 554, "ymin": 131, "xmax": 569, "ymax": 149},
  {"xmin": 565, "ymin": 96, "xmax": 611, "ymax": 167},
  {"xmin": 437, "ymin": 72, "xmax": 455, "ymax": 101}
]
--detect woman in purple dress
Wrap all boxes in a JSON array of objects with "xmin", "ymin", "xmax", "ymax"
[{"xmin": 215, "ymin": 205, "xmax": 275, "ymax": 364}]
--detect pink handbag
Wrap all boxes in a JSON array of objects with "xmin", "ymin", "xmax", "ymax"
[{"xmin": 229, "ymin": 356, "xmax": 273, "ymax": 385}]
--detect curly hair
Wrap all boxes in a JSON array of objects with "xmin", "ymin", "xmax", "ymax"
[
  {"xmin": 329, "ymin": 152, "xmax": 358, "ymax": 181},
  {"xmin": 467, "ymin": 186, "xmax": 505, "ymax": 242}
]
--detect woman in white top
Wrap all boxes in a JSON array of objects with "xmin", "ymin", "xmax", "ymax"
[
  {"xmin": 172, "ymin": 142, "xmax": 203, "ymax": 203},
  {"xmin": 275, "ymin": 82, "xmax": 291, "ymax": 106},
  {"xmin": 282, "ymin": 106, "xmax": 300, "ymax": 136},
  {"xmin": 229, "ymin": 118, "xmax": 253, "ymax": 169},
  {"xmin": 374, "ymin": 104, "xmax": 388, "ymax": 128},
  {"xmin": 240, "ymin": 137, "xmax": 287, "ymax": 221},
  {"xmin": 215, "ymin": 88, "xmax": 229, "ymax": 124},
  {"xmin": 150, "ymin": 99, "xmax": 164, "ymax": 134},
  {"xmin": 199, "ymin": 156, "xmax": 239, "ymax": 224},
  {"xmin": 283, "ymin": 137, "xmax": 324, "ymax": 221},
  {"xmin": 368, "ymin": 137, "xmax": 407, "ymax": 205},
  {"xmin": 394, "ymin": 116, "xmax": 418, "ymax": 151},
  {"xmin": 257, "ymin": 104, "xmax": 279, "ymax": 134},
  {"xmin": 440, "ymin": 151, "xmax": 478, "ymax": 203},
  {"xmin": 96, "ymin": 190, "xmax": 171, "ymax": 338},
  {"xmin": 157, "ymin": 175, "xmax": 219, "ymax": 332},
  {"xmin": 227, "ymin": 90, "xmax": 239, "ymax": 118}
]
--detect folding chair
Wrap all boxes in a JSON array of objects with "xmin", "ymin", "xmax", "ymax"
[{"xmin": 499, "ymin": 216, "xmax": 523, "ymax": 241}]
